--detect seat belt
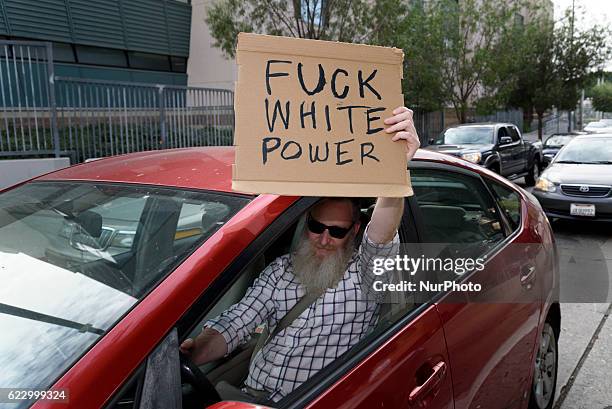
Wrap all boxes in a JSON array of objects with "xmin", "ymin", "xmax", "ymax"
[{"xmin": 249, "ymin": 291, "xmax": 321, "ymax": 367}]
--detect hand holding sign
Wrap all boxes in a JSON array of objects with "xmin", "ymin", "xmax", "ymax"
[
  {"xmin": 385, "ymin": 107, "xmax": 421, "ymax": 162},
  {"xmin": 232, "ymin": 33, "xmax": 414, "ymax": 197}
]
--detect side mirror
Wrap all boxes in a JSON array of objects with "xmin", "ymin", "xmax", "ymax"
[
  {"xmin": 499, "ymin": 136, "xmax": 512, "ymax": 145},
  {"xmin": 428, "ymin": 138, "xmax": 435, "ymax": 145}
]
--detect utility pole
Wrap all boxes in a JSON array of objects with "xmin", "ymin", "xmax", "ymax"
[
  {"xmin": 579, "ymin": 89, "xmax": 584, "ymax": 130},
  {"xmin": 568, "ymin": 0, "xmax": 575, "ymax": 132}
]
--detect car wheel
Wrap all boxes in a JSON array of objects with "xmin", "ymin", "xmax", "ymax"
[
  {"xmin": 525, "ymin": 160, "xmax": 540, "ymax": 186},
  {"xmin": 529, "ymin": 322, "xmax": 558, "ymax": 409}
]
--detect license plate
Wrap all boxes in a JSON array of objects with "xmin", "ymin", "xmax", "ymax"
[{"xmin": 570, "ymin": 203, "xmax": 596, "ymax": 217}]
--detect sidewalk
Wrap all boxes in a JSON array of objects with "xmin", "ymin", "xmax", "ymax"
[{"xmin": 558, "ymin": 303, "xmax": 612, "ymax": 409}]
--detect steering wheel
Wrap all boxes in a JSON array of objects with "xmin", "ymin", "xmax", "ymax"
[{"xmin": 179, "ymin": 352, "xmax": 221, "ymax": 409}]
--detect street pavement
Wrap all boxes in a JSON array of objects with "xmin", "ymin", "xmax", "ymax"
[{"xmin": 516, "ymin": 179, "xmax": 612, "ymax": 409}]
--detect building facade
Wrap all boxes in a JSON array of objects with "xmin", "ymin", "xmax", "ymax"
[
  {"xmin": 187, "ymin": 0, "xmax": 236, "ymax": 89},
  {"xmin": 0, "ymin": 0, "xmax": 192, "ymax": 85}
]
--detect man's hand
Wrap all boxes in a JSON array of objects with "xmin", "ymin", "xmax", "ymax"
[
  {"xmin": 179, "ymin": 328, "xmax": 228, "ymax": 365},
  {"xmin": 384, "ymin": 106, "xmax": 421, "ymax": 162}
]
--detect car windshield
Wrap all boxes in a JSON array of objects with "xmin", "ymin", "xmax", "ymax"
[
  {"xmin": 555, "ymin": 137, "xmax": 612, "ymax": 163},
  {"xmin": 0, "ymin": 181, "xmax": 249, "ymax": 393},
  {"xmin": 544, "ymin": 135, "xmax": 574, "ymax": 147},
  {"xmin": 434, "ymin": 127, "xmax": 494, "ymax": 145}
]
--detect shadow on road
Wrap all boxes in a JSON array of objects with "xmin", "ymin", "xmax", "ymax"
[{"xmin": 550, "ymin": 219, "xmax": 612, "ymax": 303}]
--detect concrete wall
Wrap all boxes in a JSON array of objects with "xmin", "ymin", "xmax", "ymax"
[
  {"xmin": 187, "ymin": 0, "xmax": 237, "ymax": 90},
  {"xmin": 0, "ymin": 158, "xmax": 70, "ymax": 190}
]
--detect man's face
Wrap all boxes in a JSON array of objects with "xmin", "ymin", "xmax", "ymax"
[{"xmin": 307, "ymin": 200, "xmax": 360, "ymax": 259}]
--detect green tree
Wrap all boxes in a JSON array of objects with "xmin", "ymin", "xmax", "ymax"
[
  {"xmin": 509, "ymin": 7, "xmax": 609, "ymax": 138},
  {"xmin": 591, "ymin": 82, "xmax": 612, "ymax": 113},
  {"xmin": 394, "ymin": 1, "xmax": 446, "ymax": 112},
  {"xmin": 425, "ymin": 0, "xmax": 525, "ymax": 123},
  {"xmin": 507, "ymin": 18, "xmax": 557, "ymax": 138},
  {"xmin": 205, "ymin": 0, "xmax": 407, "ymax": 59}
]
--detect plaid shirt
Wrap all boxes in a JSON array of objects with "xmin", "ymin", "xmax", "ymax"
[{"xmin": 205, "ymin": 226, "xmax": 400, "ymax": 402}]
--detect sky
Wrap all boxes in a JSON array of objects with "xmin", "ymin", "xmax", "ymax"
[{"xmin": 552, "ymin": 0, "xmax": 612, "ymax": 69}]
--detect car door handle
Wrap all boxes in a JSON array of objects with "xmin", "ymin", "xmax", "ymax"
[
  {"xmin": 409, "ymin": 361, "xmax": 447, "ymax": 404},
  {"xmin": 521, "ymin": 265, "xmax": 536, "ymax": 288}
]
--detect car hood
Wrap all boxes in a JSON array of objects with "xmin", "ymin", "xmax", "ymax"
[
  {"xmin": 544, "ymin": 163, "xmax": 612, "ymax": 185},
  {"xmin": 426, "ymin": 144, "xmax": 494, "ymax": 155}
]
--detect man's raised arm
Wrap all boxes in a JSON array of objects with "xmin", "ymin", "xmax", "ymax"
[{"xmin": 366, "ymin": 107, "xmax": 420, "ymax": 245}]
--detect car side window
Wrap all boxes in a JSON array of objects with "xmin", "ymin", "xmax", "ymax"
[
  {"xmin": 508, "ymin": 126, "xmax": 521, "ymax": 142},
  {"xmin": 498, "ymin": 126, "xmax": 509, "ymax": 141},
  {"xmin": 487, "ymin": 180, "xmax": 521, "ymax": 231},
  {"xmin": 411, "ymin": 169, "xmax": 506, "ymax": 247}
]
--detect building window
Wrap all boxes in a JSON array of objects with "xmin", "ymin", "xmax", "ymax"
[
  {"xmin": 170, "ymin": 56, "xmax": 187, "ymax": 73},
  {"xmin": 75, "ymin": 45, "xmax": 128, "ymax": 68},
  {"xmin": 53, "ymin": 43, "xmax": 76, "ymax": 63},
  {"xmin": 127, "ymin": 52, "xmax": 171, "ymax": 72}
]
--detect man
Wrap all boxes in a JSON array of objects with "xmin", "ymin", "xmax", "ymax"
[{"xmin": 180, "ymin": 106, "xmax": 420, "ymax": 402}]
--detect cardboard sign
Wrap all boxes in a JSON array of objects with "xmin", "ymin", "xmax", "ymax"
[{"xmin": 232, "ymin": 33, "xmax": 412, "ymax": 197}]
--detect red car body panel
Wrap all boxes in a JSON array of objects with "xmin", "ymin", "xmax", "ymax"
[
  {"xmin": 305, "ymin": 306, "xmax": 453, "ymax": 409},
  {"xmin": 38, "ymin": 147, "xmax": 238, "ymax": 194},
  {"xmin": 435, "ymin": 184, "xmax": 555, "ymax": 409},
  {"xmin": 21, "ymin": 147, "xmax": 555, "ymax": 409}
]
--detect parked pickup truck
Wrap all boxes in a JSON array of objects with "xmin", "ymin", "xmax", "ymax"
[{"xmin": 426, "ymin": 123, "xmax": 543, "ymax": 186}]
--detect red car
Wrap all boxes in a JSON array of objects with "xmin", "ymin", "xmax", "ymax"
[{"xmin": 0, "ymin": 147, "xmax": 559, "ymax": 409}]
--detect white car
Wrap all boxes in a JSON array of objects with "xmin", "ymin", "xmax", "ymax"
[{"xmin": 584, "ymin": 120, "xmax": 612, "ymax": 133}]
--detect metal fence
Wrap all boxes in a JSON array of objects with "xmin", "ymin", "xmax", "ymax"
[
  {"xmin": 413, "ymin": 109, "xmax": 445, "ymax": 145},
  {"xmin": 55, "ymin": 78, "xmax": 234, "ymax": 163},
  {"xmin": 538, "ymin": 111, "xmax": 575, "ymax": 136},
  {"xmin": 474, "ymin": 109, "xmax": 523, "ymax": 131},
  {"xmin": 0, "ymin": 41, "xmax": 234, "ymax": 164},
  {"xmin": 0, "ymin": 41, "xmax": 60, "ymax": 157}
]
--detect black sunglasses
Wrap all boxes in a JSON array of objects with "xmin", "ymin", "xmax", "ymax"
[{"xmin": 306, "ymin": 214, "xmax": 355, "ymax": 239}]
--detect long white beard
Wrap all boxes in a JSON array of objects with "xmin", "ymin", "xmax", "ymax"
[{"xmin": 292, "ymin": 234, "xmax": 355, "ymax": 294}]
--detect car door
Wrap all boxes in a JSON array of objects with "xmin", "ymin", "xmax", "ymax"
[
  {"xmin": 508, "ymin": 126, "xmax": 527, "ymax": 172},
  {"xmin": 410, "ymin": 163, "xmax": 541, "ymax": 409},
  {"xmin": 496, "ymin": 126, "xmax": 515, "ymax": 176},
  {"xmin": 289, "ymin": 197, "xmax": 454, "ymax": 409},
  {"xmin": 303, "ymin": 306, "xmax": 453, "ymax": 409}
]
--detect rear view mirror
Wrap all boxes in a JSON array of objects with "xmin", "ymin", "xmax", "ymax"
[{"xmin": 75, "ymin": 210, "xmax": 102, "ymax": 238}]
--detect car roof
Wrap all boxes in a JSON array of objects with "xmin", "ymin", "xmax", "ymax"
[
  {"xmin": 39, "ymin": 147, "xmax": 240, "ymax": 193},
  {"xmin": 447, "ymin": 122, "xmax": 513, "ymax": 129},
  {"xmin": 575, "ymin": 132, "xmax": 612, "ymax": 139},
  {"xmin": 37, "ymin": 147, "xmax": 467, "ymax": 192},
  {"xmin": 548, "ymin": 132, "xmax": 582, "ymax": 137}
]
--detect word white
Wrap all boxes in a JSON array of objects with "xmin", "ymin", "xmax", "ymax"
[
  {"xmin": 373, "ymin": 255, "xmax": 485, "ymax": 276},
  {"xmin": 373, "ymin": 280, "xmax": 482, "ymax": 292}
]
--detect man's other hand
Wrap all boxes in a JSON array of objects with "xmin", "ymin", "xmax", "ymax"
[
  {"xmin": 178, "ymin": 328, "xmax": 228, "ymax": 366},
  {"xmin": 179, "ymin": 338, "xmax": 195, "ymax": 356}
]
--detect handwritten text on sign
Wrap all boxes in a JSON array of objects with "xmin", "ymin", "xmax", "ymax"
[{"xmin": 263, "ymin": 60, "xmax": 387, "ymax": 166}]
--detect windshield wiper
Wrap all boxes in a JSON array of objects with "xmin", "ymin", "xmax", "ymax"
[
  {"xmin": 590, "ymin": 160, "xmax": 612, "ymax": 164},
  {"xmin": 555, "ymin": 160, "xmax": 585, "ymax": 164},
  {"xmin": 0, "ymin": 303, "xmax": 104, "ymax": 335}
]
